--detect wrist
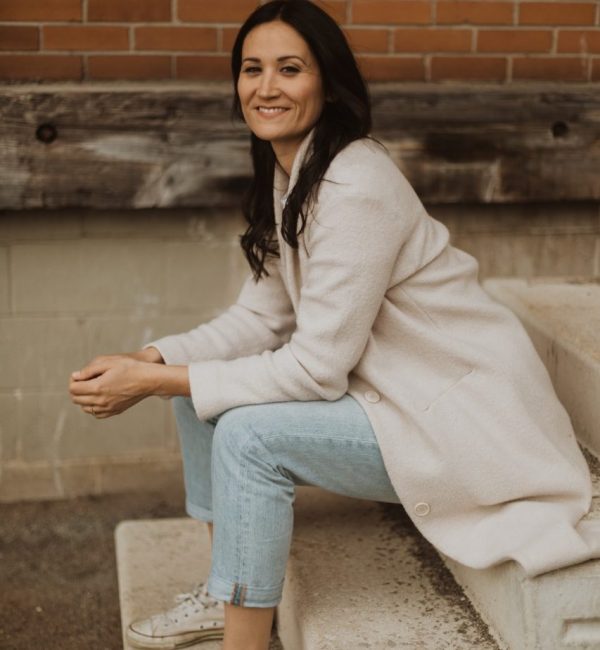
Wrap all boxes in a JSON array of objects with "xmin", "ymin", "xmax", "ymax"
[
  {"xmin": 134, "ymin": 346, "xmax": 165, "ymax": 363},
  {"xmin": 145, "ymin": 363, "xmax": 190, "ymax": 398}
]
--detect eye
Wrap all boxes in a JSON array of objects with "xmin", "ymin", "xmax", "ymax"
[
  {"xmin": 242, "ymin": 66, "xmax": 261, "ymax": 75},
  {"xmin": 281, "ymin": 65, "xmax": 300, "ymax": 75}
]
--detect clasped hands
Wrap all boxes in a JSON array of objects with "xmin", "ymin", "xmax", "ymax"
[
  {"xmin": 70, "ymin": 347, "xmax": 190, "ymax": 419},
  {"xmin": 69, "ymin": 352, "xmax": 157, "ymax": 419}
]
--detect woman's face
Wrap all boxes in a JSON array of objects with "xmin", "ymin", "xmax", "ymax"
[{"xmin": 237, "ymin": 20, "xmax": 325, "ymax": 169}]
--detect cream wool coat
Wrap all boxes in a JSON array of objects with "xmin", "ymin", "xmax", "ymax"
[{"xmin": 149, "ymin": 129, "xmax": 600, "ymax": 577}]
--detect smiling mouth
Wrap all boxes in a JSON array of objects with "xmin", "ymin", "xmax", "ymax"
[{"xmin": 256, "ymin": 106, "xmax": 289, "ymax": 114}]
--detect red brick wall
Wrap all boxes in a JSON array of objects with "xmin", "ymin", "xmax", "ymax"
[{"xmin": 0, "ymin": 0, "xmax": 598, "ymax": 83}]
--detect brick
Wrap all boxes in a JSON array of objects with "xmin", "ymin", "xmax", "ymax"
[
  {"xmin": 222, "ymin": 27, "xmax": 239, "ymax": 52},
  {"xmin": 97, "ymin": 455, "xmax": 182, "ymax": 494},
  {"xmin": 0, "ymin": 26, "xmax": 39, "ymax": 51},
  {"xmin": 0, "ymin": 211, "xmax": 82, "ymax": 241},
  {"xmin": 0, "ymin": 395, "xmax": 18, "ymax": 461},
  {"xmin": 352, "ymin": 1, "xmax": 432, "ymax": 25},
  {"xmin": 513, "ymin": 56, "xmax": 588, "ymax": 81},
  {"xmin": 456, "ymin": 233, "xmax": 598, "ymax": 278},
  {"xmin": 520, "ymin": 2, "xmax": 596, "ymax": 26},
  {"xmin": 43, "ymin": 26, "xmax": 129, "ymax": 52},
  {"xmin": 176, "ymin": 55, "xmax": 231, "ymax": 80},
  {"xmin": 165, "ymin": 242, "xmax": 243, "ymax": 311},
  {"xmin": 436, "ymin": 1, "xmax": 514, "ymax": 25},
  {"xmin": 0, "ymin": 0, "xmax": 81, "ymax": 22},
  {"xmin": 356, "ymin": 55, "xmax": 425, "ymax": 81},
  {"xmin": 344, "ymin": 27, "xmax": 389, "ymax": 53},
  {"xmin": 477, "ymin": 29, "xmax": 552, "ymax": 52},
  {"xmin": 0, "ymin": 54, "xmax": 82, "ymax": 80},
  {"xmin": 11, "ymin": 241, "xmax": 164, "ymax": 313},
  {"xmin": 0, "ymin": 319, "xmax": 86, "ymax": 390},
  {"xmin": 0, "ymin": 247, "xmax": 9, "ymax": 314},
  {"xmin": 82, "ymin": 315, "xmax": 208, "ymax": 361},
  {"xmin": 431, "ymin": 55, "xmax": 507, "ymax": 81},
  {"xmin": 18, "ymin": 393, "xmax": 169, "ymax": 462},
  {"xmin": 88, "ymin": 0, "xmax": 171, "ymax": 22},
  {"xmin": 313, "ymin": 0, "xmax": 348, "ymax": 24},
  {"xmin": 558, "ymin": 30, "xmax": 600, "ymax": 54},
  {"xmin": 0, "ymin": 465, "xmax": 61, "ymax": 501},
  {"xmin": 135, "ymin": 27, "xmax": 218, "ymax": 52},
  {"xmin": 593, "ymin": 58, "xmax": 600, "ymax": 81},
  {"xmin": 80, "ymin": 208, "xmax": 244, "ymax": 242},
  {"xmin": 88, "ymin": 55, "xmax": 172, "ymax": 79},
  {"xmin": 178, "ymin": 0, "xmax": 258, "ymax": 23},
  {"xmin": 394, "ymin": 27, "xmax": 471, "ymax": 52}
]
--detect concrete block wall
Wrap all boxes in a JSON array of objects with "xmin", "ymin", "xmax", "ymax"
[
  {"xmin": 0, "ymin": 201, "xmax": 598, "ymax": 502},
  {"xmin": 0, "ymin": 0, "xmax": 599, "ymax": 83},
  {"xmin": 0, "ymin": 207, "xmax": 248, "ymax": 501}
]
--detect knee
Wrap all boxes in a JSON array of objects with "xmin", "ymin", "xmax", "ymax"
[{"xmin": 212, "ymin": 405, "xmax": 267, "ymax": 463}]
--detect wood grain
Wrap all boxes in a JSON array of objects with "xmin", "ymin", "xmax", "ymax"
[{"xmin": 1, "ymin": 83, "xmax": 598, "ymax": 209}]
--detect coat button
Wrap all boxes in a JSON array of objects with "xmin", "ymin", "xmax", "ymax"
[
  {"xmin": 414, "ymin": 502, "xmax": 430, "ymax": 517},
  {"xmin": 364, "ymin": 390, "xmax": 380, "ymax": 403}
]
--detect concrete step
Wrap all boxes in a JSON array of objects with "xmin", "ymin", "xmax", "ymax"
[
  {"xmin": 277, "ymin": 488, "xmax": 501, "ymax": 650},
  {"xmin": 432, "ymin": 278, "xmax": 600, "ymax": 650},
  {"xmin": 115, "ymin": 487, "xmax": 502, "ymax": 650},
  {"xmin": 115, "ymin": 517, "xmax": 283, "ymax": 650}
]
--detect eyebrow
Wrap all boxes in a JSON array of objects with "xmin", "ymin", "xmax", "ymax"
[{"xmin": 242, "ymin": 55, "xmax": 307, "ymax": 65}]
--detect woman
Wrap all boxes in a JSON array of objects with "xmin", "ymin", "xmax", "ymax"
[{"xmin": 69, "ymin": 1, "xmax": 600, "ymax": 649}]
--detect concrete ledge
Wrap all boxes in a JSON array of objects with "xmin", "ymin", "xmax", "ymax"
[
  {"xmin": 443, "ymin": 552, "xmax": 600, "ymax": 650},
  {"xmin": 441, "ymin": 277, "xmax": 600, "ymax": 649},
  {"xmin": 278, "ymin": 488, "xmax": 500, "ymax": 650},
  {"xmin": 484, "ymin": 277, "xmax": 600, "ymax": 455}
]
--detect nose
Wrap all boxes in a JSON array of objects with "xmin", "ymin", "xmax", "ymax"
[{"xmin": 257, "ymin": 70, "xmax": 280, "ymax": 99}]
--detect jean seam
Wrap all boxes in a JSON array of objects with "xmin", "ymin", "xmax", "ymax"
[
  {"xmin": 260, "ymin": 433, "xmax": 382, "ymax": 448},
  {"xmin": 233, "ymin": 424, "xmax": 296, "ymax": 604}
]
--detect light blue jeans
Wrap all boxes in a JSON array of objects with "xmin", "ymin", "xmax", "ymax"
[{"xmin": 173, "ymin": 394, "xmax": 400, "ymax": 608}]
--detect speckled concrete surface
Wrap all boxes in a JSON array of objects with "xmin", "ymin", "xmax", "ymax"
[
  {"xmin": 278, "ymin": 487, "xmax": 500, "ymax": 650},
  {"xmin": 0, "ymin": 488, "xmax": 187, "ymax": 650},
  {"xmin": 115, "ymin": 488, "xmax": 499, "ymax": 650}
]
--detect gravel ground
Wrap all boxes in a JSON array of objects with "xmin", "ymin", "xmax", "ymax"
[{"xmin": 0, "ymin": 487, "xmax": 282, "ymax": 650}]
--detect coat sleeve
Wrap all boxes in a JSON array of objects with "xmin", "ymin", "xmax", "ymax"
[
  {"xmin": 186, "ymin": 174, "xmax": 414, "ymax": 420},
  {"xmin": 145, "ymin": 254, "xmax": 296, "ymax": 365}
]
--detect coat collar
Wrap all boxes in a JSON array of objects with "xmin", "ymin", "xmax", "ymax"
[{"xmin": 273, "ymin": 127, "xmax": 316, "ymax": 209}]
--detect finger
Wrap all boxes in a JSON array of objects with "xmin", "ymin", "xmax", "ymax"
[
  {"xmin": 69, "ymin": 377, "xmax": 99, "ymax": 396},
  {"xmin": 71, "ymin": 393, "xmax": 97, "ymax": 407},
  {"xmin": 71, "ymin": 359, "xmax": 112, "ymax": 382},
  {"xmin": 82, "ymin": 405, "xmax": 113, "ymax": 419}
]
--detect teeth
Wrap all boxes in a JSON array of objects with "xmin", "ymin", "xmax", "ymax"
[{"xmin": 258, "ymin": 107, "xmax": 287, "ymax": 113}]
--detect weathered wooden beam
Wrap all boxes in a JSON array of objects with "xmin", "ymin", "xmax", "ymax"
[{"xmin": 0, "ymin": 82, "xmax": 598, "ymax": 209}]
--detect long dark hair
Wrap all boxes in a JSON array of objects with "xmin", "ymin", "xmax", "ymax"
[{"xmin": 231, "ymin": 0, "xmax": 372, "ymax": 281}]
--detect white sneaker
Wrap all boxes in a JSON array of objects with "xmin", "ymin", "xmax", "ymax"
[{"xmin": 126, "ymin": 582, "xmax": 225, "ymax": 648}]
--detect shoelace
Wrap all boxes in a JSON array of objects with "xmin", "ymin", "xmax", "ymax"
[{"xmin": 163, "ymin": 583, "xmax": 220, "ymax": 625}]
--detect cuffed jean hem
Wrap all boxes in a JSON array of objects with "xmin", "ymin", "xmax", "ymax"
[
  {"xmin": 207, "ymin": 572, "xmax": 283, "ymax": 608},
  {"xmin": 185, "ymin": 500, "xmax": 213, "ymax": 523}
]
